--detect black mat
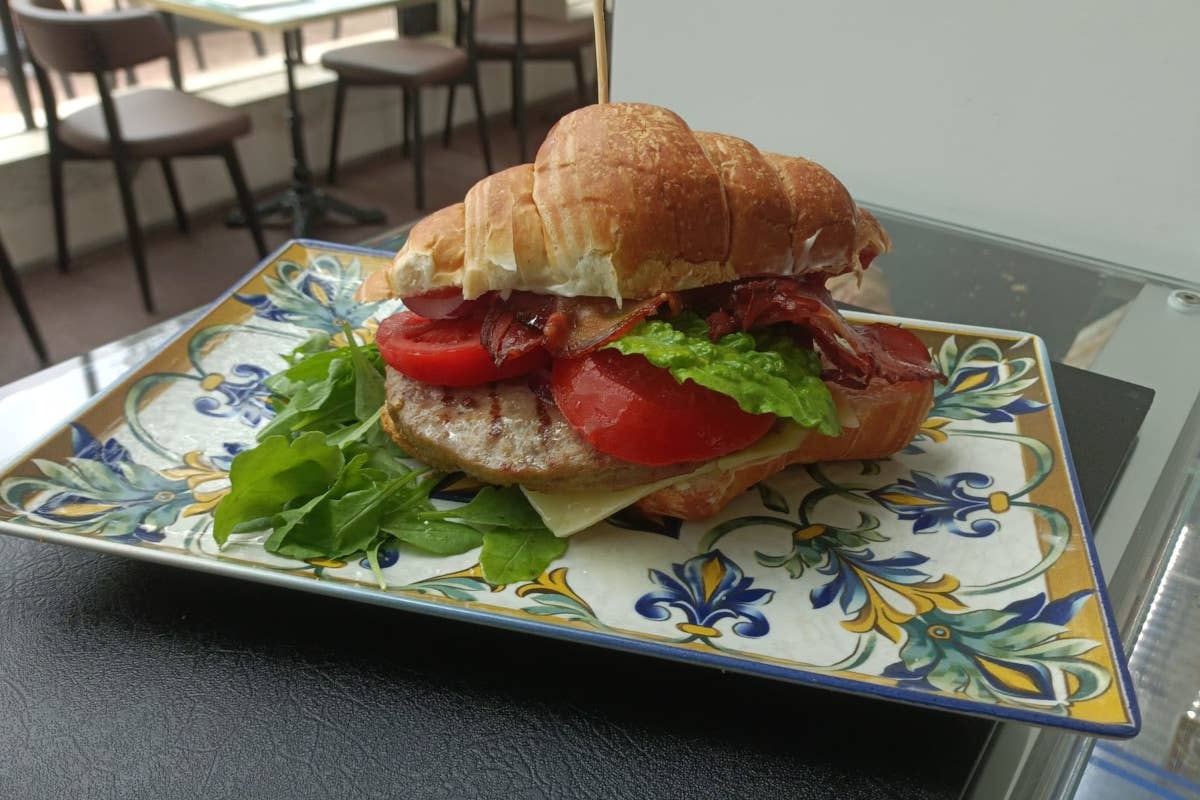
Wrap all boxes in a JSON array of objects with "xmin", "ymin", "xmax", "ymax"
[{"xmin": 0, "ymin": 353, "xmax": 1153, "ymax": 800}]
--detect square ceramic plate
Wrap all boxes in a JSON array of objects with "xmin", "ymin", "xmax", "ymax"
[{"xmin": 0, "ymin": 241, "xmax": 1139, "ymax": 737}]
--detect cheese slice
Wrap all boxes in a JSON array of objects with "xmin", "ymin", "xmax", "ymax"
[{"xmin": 522, "ymin": 424, "xmax": 809, "ymax": 538}]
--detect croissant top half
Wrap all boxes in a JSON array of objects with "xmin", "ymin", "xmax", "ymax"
[{"xmin": 389, "ymin": 102, "xmax": 890, "ymax": 301}]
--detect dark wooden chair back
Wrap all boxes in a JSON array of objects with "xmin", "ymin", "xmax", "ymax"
[
  {"xmin": 450, "ymin": 0, "xmax": 481, "ymax": 56},
  {"xmin": 13, "ymin": 0, "xmax": 177, "ymax": 148},
  {"xmin": 15, "ymin": 0, "xmax": 173, "ymax": 75}
]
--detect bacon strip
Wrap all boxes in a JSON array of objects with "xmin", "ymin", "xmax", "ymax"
[
  {"xmin": 481, "ymin": 293, "xmax": 674, "ymax": 365},
  {"xmin": 700, "ymin": 278, "xmax": 944, "ymax": 386},
  {"xmin": 478, "ymin": 277, "xmax": 942, "ymax": 387}
]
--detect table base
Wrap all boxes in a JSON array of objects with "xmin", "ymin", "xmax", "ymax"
[{"xmin": 227, "ymin": 185, "xmax": 384, "ymax": 238}]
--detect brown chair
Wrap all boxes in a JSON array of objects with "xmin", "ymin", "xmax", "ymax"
[
  {"xmin": 456, "ymin": 0, "xmax": 594, "ymax": 163},
  {"xmin": 321, "ymin": 3, "xmax": 493, "ymax": 211},
  {"xmin": 15, "ymin": 0, "xmax": 266, "ymax": 314},
  {"xmin": 0, "ymin": 229, "xmax": 49, "ymax": 367}
]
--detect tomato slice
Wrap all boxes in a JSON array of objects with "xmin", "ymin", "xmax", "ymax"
[
  {"xmin": 376, "ymin": 312, "xmax": 548, "ymax": 387},
  {"xmin": 401, "ymin": 288, "xmax": 490, "ymax": 320},
  {"xmin": 551, "ymin": 349, "xmax": 775, "ymax": 466}
]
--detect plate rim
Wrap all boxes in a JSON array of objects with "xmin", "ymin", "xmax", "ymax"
[{"xmin": 0, "ymin": 239, "xmax": 1142, "ymax": 738}]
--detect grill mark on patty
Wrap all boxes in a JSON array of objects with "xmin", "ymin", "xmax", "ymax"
[
  {"xmin": 488, "ymin": 386, "xmax": 503, "ymax": 438},
  {"xmin": 534, "ymin": 396, "xmax": 553, "ymax": 445},
  {"xmin": 385, "ymin": 367, "xmax": 701, "ymax": 492}
]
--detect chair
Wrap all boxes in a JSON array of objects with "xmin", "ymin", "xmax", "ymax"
[
  {"xmin": 321, "ymin": 2, "xmax": 493, "ymax": 211},
  {"xmin": 14, "ymin": 0, "xmax": 266, "ymax": 314},
  {"xmin": 0, "ymin": 230, "xmax": 49, "ymax": 367},
  {"xmin": 459, "ymin": 0, "xmax": 594, "ymax": 163}
]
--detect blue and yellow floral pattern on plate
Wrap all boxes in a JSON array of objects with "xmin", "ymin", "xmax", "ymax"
[{"xmin": 0, "ymin": 241, "xmax": 1139, "ymax": 737}]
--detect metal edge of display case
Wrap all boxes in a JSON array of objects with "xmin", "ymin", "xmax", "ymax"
[
  {"xmin": 864, "ymin": 203, "xmax": 1200, "ymax": 294},
  {"xmin": 966, "ymin": 281, "xmax": 1200, "ymax": 800}
]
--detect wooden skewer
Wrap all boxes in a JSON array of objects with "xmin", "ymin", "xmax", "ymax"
[{"xmin": 592, "ymin": 0, "xmax": 609, "ymax": 103}]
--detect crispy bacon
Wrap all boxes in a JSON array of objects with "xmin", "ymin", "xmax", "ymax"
[
  {"xmin": 481, "ymin": 293, "xmax": 675, "ymax": 365},
  {"xmin": 479, "ymin": 302, "xmax": 544, "ymax": 366},
  {"xmin": 477, "ymin": 277, "xmax": 942, "ymax": 386},
  {"xmin": 701, "ymin": 278, "xmax": 944, "ymax": 386}
]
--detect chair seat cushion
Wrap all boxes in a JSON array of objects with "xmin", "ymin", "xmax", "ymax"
[
  {"xmin": 321, "ymin": 39, "xmax": 469, "ymax": 86},
  {"xmin": 58, "ymin": 88, "xmax": 250, "ymax": 159},
  {"xmin": 475, "ymin": 14, "xmax": 593, "ymax": 57}
]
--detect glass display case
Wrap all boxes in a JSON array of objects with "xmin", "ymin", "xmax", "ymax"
[{"xmin": 1, "ymin": 211, "xmax": 1198, "ymax": 800}]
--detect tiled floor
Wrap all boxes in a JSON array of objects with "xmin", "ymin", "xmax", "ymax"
[{"xmin": 0, "ymin": 106, "xmax": 560, "ymax": 387}]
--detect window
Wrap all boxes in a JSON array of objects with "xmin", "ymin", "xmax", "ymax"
[{"xmin": 1, "ymin": 0, "xmax": 433, "ymax": 140}]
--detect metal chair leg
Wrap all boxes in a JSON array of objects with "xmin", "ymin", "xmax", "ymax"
[
  {"xmin": 327, "ymin": 80, "xmax": 347, "ymax": 184},
  {"xmin": 571, "ymin": 50, "xmax": 586, "ymax": 105},
  {"xmin": 442, "ymin": 84, "xmax": 456, "ymax": 147},
  {"xmin": 188, "ymin": 35, "xmax": 206, "ymax": 71},
  {"xmin": 401, "ymin": 88, "xmax": 412, "ymax": 157},
  {"xmin": 513, "ymin": 58, "xmax": 527, "ymax": 163},
  {"xmin": 160, "ymin": 158, "xmax": 189, "ymax": 233},
  {"xmin": 222, "ymin": 145, "xmax": 267, "ymax": 258},
  {"xmin": 48, "ymin": 152, "xmax": 69, "ymax": 273},
  {"xmin": 509, "ymin": 60, "xmax": 519, "ymax": 127},
  {"xmin": 411, "ymin": 89, "xmax": 424, "ymax": 210},
  {"xmin": 0, "ymin": 235, "xmax": 49, "ymax": 366},
  {"xmin": 468, "ymin": 73, "xmax": 493, "ymax": 175},
  {"xmin": 111, "ymin": 157, "xmax": 154, "ymax": 313}
]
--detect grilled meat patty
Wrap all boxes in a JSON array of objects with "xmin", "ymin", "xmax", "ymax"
[{"xmin": 382, "ymin": 367, "xmax": 702, "ymax": 492}]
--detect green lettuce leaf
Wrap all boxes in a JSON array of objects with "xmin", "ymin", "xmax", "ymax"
[{"xmin": 606, "ymin": 311, "xmax": 840, "ymax": 436}]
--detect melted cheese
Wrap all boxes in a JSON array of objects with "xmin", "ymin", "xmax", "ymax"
[{"xmin": 522, "ymin": 424, "xmax": 808, "ymax": 538}]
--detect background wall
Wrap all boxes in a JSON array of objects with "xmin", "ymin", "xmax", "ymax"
[{"xmin": 610, "ymin": 1, "xmax": 1199, "ymax": 286}]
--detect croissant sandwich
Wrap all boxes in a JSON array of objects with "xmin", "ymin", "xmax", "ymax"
[{"xmin": 364, "ymin": 103, "xmax": 941, "ymax": 535}]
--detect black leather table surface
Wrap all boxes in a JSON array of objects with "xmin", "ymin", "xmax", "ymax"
[{"xmin": 0, "ymin": 360, "xmax": 1152, "ymax": 800}]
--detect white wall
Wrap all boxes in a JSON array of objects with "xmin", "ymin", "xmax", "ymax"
[{"xmin": 611, "ymin": 1, "xmax": 1200, "ymax": 286}]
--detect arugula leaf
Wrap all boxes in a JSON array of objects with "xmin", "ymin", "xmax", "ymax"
[
  {"xmin": 380, "ymin": 517, "xmax": 484, "ymax": 555},
  {"xmin": 260, "ymin": 336, "xmax": 386, "ymax": 441},
  {"xmin": 267, "ymin": 470, "xmax": 424, "ymax": 561},
  {"xmin": 419, "ymin": 486, "xmax": 545, "ymax": 529},
  {"xmin": 326, "ymin": 411, "xmax": 382, "ymax": 449},
  {"xmin": 607, "ymin": 311, "xmax": 841, "ymax": 436},
  {"xmin": 257, "ymin": 358, "xmax": 355, "ymax": 440},
  {"xmin": 342, "ymin": 324, "xmax": 386, "ymax": 422},
  {"xmin": 335, "ymin": 439, "xmax": 411, "ymax": 478},
  {"xmin": 213, "ymin": 433, "xmax": 344, "ymax": 546},
  {"xmin": 364, "ymin": 535, "xmax": 389, "ymax": 589},
  {"xmin": 480, "ymin": 527, "xmax": 568, "ymax": 585},
  {"xmin": 264, "ymin": 347, "xmax": 345, "ymax": 398},
  {"xmin": 283, "ymin": 333, "xmax": 333, "ymax": 366},
  {"xmin": 419, "ymin": 487, "xmax": 563, "ymax": 583},
  {"xmin": 265, "ymin": 452, "xmax": 374, "ymax": 550},
  {"xmin": 217, "ymin": 333, "xmax": 569, "ymax": 585}
]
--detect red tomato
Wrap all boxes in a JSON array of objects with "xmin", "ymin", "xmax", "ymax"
[
  {"xmin": 376, "ymin": 312, "xmax": 548, "ymax": 387},
  {"xmin": 401, "ymin": 288, "xmax": 489, "ymax": 319},
  {"xmin": 551, "ymin": 350, "xmax": 775, "ymax": 466}
]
